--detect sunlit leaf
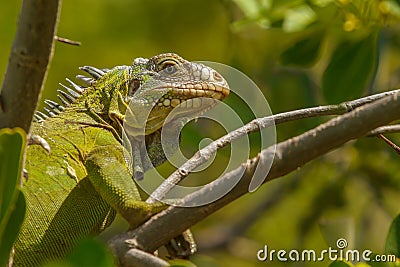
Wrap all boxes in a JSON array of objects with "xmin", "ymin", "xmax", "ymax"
[
  {"xmin": 329, "ymin": 260, "xmax": 353, "ymax": 267},
  {"xmin": 232, "ymin": 0, "xmax": 272, "ymax": 18},
  {"xmin": 354, "ymin": 263, "xmax": 373, "ymax": 267},
  {"xmin": 311, "ymin": 0, "xmax": 335, "ymax": 7},
  {"xmin": 283, "ymin": 4, "xmax": 317, "ymax": 32},
  {"xmin": 379, "ymin": 1, "xmax": 400, "ymax": 18}
]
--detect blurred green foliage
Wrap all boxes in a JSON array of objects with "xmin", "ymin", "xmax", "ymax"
[
  {"xmin": 43, "ymin": 238, "xmax": 115, "ymax": 267},
  {"xmin": 385, "ymin": 214, "xmax": 400, "ymax": 258},
  {"xmin": 0, "ymin": 129, "xmax": 26, "ymax": 267},
  {"xmin": 2, "ymin": 0, "xmax": 400, "ymax": 266}
]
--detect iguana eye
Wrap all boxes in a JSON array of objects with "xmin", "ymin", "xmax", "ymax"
[
  {"xmin": 159, "ymin": 60, "xmax": 179, "ymax": 74},
  {"xmin": 164, "ymin": 65, "xmax": 177, "ymax": 74}
]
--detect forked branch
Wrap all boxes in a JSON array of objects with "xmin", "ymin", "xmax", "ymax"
[{"xmin": 110, "ymin": 92, "xmax": 400, "ymax": 266}]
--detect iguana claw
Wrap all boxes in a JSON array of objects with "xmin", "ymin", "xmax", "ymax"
[{"xmin": 28, "ymin": 134, "xmax": 51, "ymax": 153}]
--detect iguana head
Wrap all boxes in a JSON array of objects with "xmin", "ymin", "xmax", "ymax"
[
  {"xmin": 35, "ymin": 53, "xmax": 229, "ymax": 138},
  {"xmin": 123, "ymin": 53, "xmax": 230, "ymax": 136}
]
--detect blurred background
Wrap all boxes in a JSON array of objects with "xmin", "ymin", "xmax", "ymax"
[{"xmin": 2, "ymin": 1, "xmax": 400, "ymax": 266}]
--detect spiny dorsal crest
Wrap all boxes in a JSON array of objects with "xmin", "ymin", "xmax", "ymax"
[{"xmin": 34, "ymin": 66, "xmax": 110, "ymax": 122}]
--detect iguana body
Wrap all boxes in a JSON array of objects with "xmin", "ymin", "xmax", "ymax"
[{"xmin": 13, "ymin": 53, "xmax": 229, "ymax": 266}]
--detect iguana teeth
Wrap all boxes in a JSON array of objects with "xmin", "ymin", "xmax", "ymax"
[
  {"xmin": 44, "ymin": 107, "xmax": 57, "ymax": 116},
  {"xmin": 57, "ymin": 94, "xmax": 71, "ymax": 106},
  {"xmin": 79, "ymin": 66, "xmax": 105, "ymax": 79},
  {"xmin": 65, "ymin": 78, "xmax": 84, "ymax": 93},
  {"xmin": 57, "ymin": 90, "xmax": 76, "ymax": 103},
  {"xmin": 75, "ymin": 75, "xmax": 94, "ymax": 85},
  {"xmin": 59, "ymin": 83, "xmax": 81, "ymax": 98}
]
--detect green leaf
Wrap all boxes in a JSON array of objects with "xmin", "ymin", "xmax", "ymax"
[
  {"xmin": 385, "ymin": 214, "xmax": 400, "ymax": 258},
  {"xmin": 329, "ymin": 260, "xmax": 353, "ymax": 267},
  {"xmin": 354, "ymin": 263, "xmax": 373, "ymax": 267},
  {"xmin": 0, "ymin": 128, "xmax": 26, "ymax": 267},
  {"xmin": 366, "ymin": 254, "xmax": 391, "ymax": 267},
  {"xmin": 322, "ymin": 33, "xmax": 378, "ymax": 103},
  {"xmin": 282, "ymin": 4, "xmax": 317, "ymax": 32},
  {"xmin": 280, "ymin": 31, "xmax": 324, "ymax": 66},
  {"xmin": 0, "ymin": 128, "xmax": 25, "ymax": 220},
  {"xmin": 232, "ymin": 0, "xmax": 271, "ymax": 18},
  {"xmin": 65, "ymin": 238, "xmax": 115, "ymax": 267},
  {"xmin": 0, "ymin": 190, "xmax": 25, "ymax": 267}
]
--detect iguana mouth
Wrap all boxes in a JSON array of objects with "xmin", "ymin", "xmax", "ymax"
[{"xmin": 153, "ymin": 84, "xmax": 229, "ymax": 108}]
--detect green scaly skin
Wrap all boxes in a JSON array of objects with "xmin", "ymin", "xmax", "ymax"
[{"xmin": 13, "ymin": 53, "xmax": 229, "ymax": 266}]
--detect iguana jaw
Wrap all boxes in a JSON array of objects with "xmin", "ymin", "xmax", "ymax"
[
  {"xmin": 152, "ymin": 83, "xmax": 229, "ymax": 109},
  {"xmin": 139, "ymin": 84, "xmax": 228, "ymax": 134}
]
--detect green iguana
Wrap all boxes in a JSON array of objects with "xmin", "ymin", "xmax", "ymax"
[{"xmin": 13, "ymin": 53, "xmax": 230, "ymax": 266}]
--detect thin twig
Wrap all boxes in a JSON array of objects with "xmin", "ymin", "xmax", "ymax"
[
  {"xmin": 378, "ymin": 134, "xmax": 400, "ymax": 154},
  {"xmin": 367, "ymin": 125, "xmax": 400, "ymax": 136},
  {"xmin": 54, "ymin": 36, "xmax": 81, "ymax": 46},
  {"xmin": 147, "ymin": 88, "xmax": 400, "ymax": 203}
]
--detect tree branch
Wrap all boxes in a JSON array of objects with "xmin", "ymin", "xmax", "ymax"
[
  {"xmin": 0, "ymin": 0, "xmax": 61, "ymax": 132},
  {"xmin": 109, "ymin": 92, "xmax": 400, "ymax": 262},
  {"xmin": 367, "ymin": 125, "xmax": 400, "ymax": 136},
  {"xmin": 147, "ymin": 88, "xmax": 400, "ymax": 203},
  {"xmin": 123, "ymin": 248, "xmax": 169, "ymax": 267}
]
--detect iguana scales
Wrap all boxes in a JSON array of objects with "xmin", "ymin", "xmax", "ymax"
[{"xmin": 13, "ymin": 53, "xmax": 229, "ymax": 266}]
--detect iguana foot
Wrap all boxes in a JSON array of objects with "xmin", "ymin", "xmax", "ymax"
[{"xmin": 165, "ymin": 229, "xmax": 197, "ymax": 259}]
